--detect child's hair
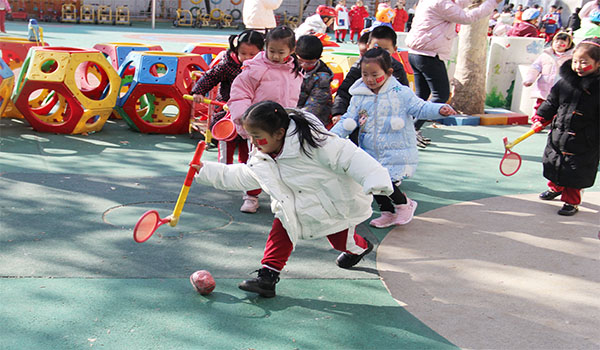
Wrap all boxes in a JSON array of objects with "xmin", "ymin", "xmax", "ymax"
[
  {"xmin": 295, "ymin": 35, "xmax": 323, "ymax": 60},
  {"xmin": 553, "ymin": 32, "xmax": 573, "ymax": 50},
  {"xmin": 358, "ymin": 31, "xmax": 371, "ymax": 46},
  {"xmin": 368, "ymin": 25, "xmax": 397, "ymax": 47},
  {"xmin": 242, "ymin": 101, "xmax": 328, "ymax": 156},
  {"xmin": 265, "ymin": 26, "xmax": 302, "ymax": 77},
  {"xmin": 575, "ymin": 37, "xmax": 600, "ymax": 63},
  {"xmin": 228, "ymin": 30, "xmax": 265, "ymax": 53},
  {"xmin": 361, "ymin": 47, "xmax": 392, "ymax": 72}
]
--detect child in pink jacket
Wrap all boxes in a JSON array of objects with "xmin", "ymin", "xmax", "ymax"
[
  {"xmin": 227, "ymin": 25, "xmax": 303, "ymax": 213},
  {"xmin": 523, "ymin": 32, "xmax": 574, "ymax": 113}
]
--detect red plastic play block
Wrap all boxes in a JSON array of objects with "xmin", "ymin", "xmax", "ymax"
[{"xmin": 506, "ymin": 114, "xmax": 529, "ymax": 125}]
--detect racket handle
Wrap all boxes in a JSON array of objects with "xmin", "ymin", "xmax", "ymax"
[
  {"xmin": 183, "ymin": 94, "xmax": 229, "ymax": 110},
  {"xmin": 505, "ymin": 129, "xmax": 536, "ymax": 150},
  {"xmin": 170, "ymin": 185, "xmax": 191, "ymax": 227},
  {"xmin": 185, "ymin": 141, "xmax": 206, "ymax": 186},
  {"xmin": 170, "ymin": 141, "xmax": 206, "ymax": 226}
]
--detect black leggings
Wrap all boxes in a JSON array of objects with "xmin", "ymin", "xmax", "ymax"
[
  {"xmin": 374, "ymin": 182, "xmax": 407, "ymax": 213},
  {"xmin": 408, "ymin": 53, "xmax": 450, "ymax": 131}
]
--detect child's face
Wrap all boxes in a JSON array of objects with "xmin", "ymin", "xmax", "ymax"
[
  {"xmin": 297, "ymin": 56, "xmax": 319, "ymax": 72},
  {"xmin": 571, "ymin": 48, "xmax": 600, "ymax": 77},
  {"xmin": 237, "ymin": 42, "xmax": 261, "ymax": 63},
  {"xmin": 361, "ymin": 61, "xmax": 392, "ymax": 93},
  {"xmin": 368, "ymin": 38, "xmax": 396, "ymax": 56},
  {"xmin": 552, "ymin": 39, "xmax": 569, "ymax": 54},
  {"xmin": 266, "ymin": 39, "xmax": 294, "ymax": 64},
  {"xmin": 243, "ymin": 122, "xmax": 285, "ymax": 154}
]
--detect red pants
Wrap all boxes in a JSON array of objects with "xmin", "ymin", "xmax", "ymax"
[
  {"xmin": 261, "ymin": 218, "xmax": 369, "ymax": 271},
  {"xmin": 0, "ymin": 11, "xmax": 6, "ymax": 33},
  {"xmin": 335, "ymin": 29, "xmax": 347, "ymax": 41},
  {"xmin": 350, "ymin": 28, "xmax": 362, "ymax": 41},
  {"xmin": 218, "ymin": 138, "xmax": 261, "ymax": 197},
  {"xmin": 548, "ymin": 181, "xmax": 581, "ymax": 205}
]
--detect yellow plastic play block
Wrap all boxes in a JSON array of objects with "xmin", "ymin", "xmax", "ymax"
[
  {"xmin": 476, "ymin": 114, "xmax": 509, "ymax": 125},
  {"xmin": 27, "ymin": 50, "xmax": 71, "ymax": 82}
]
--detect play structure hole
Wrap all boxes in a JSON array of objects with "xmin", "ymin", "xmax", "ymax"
[
  {"xmin": 134, "ymin": 93, "xmax": 181, "ymax": 126},
  {"xmin": 149, "ymin": 63, "xmax": 168, "ymax": 77},
  {"xmin": 75, "ymin": 61, "xmax": 110, "ymax": 101},
  {"xmin": 40, "ymin": 59, "xmax": 58, "ymax": 73},
  {"xmin": 27, "ymin": 89, "xmax": 72, "ymax": 126}
]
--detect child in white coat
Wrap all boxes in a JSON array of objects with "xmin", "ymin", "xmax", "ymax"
[{"xmin": 193, "ymin": 101, "xmax": 393, "ymax": 297}]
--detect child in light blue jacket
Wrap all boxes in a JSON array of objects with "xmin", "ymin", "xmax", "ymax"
[{"xmin": 331, "ymin": 47, "xmax": 456, "ymax": 228}]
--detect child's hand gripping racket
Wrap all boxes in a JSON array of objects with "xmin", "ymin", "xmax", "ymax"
[
  {"xmin": 133, "ymin": 141, "xmax": 206, "ymax": 243},
  {"xmin": 499, "ymin": 122, "xmax": 544, "ymax": 176}
]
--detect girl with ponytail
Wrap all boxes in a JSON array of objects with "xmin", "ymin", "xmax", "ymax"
[{"xmin": 192, "ymin": 101, "xmax": 393, "ymax": 298}]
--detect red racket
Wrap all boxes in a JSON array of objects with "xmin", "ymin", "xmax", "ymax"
[
  {"xmin": 499, "ymin": 126, "xmax": 540, "ymax": 176},
  {"xmin": 499, "ymin": 137, "xmax": 523, "ymax": 176},
  {"xmin": 133, "ymin": 141, "xmax": 206, "ymax": 243}
]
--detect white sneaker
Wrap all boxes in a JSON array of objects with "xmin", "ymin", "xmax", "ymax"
[
  {"xmin": 394, "ymin": 199, "xmax": 418, "ymax": 225},
  {"xmin": 369, "ymin": 211, "xmax": 399, "ymax": 228},
  {"xmin": 240, "ymin": 195, "xmax": 259, "ymax": 213}
]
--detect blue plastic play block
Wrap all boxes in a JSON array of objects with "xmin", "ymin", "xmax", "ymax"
[
  {"xmin": 134, "ymin": 53, "xmax": 178, "ymax": 85},
  {"xmin": 116, "ymin": 46, "xmax": 150, "ymax": 68},
  {"xmin": 0, "ymin": 59, "xmax": 13, "ymax": 79},
  {"xmin": 441, "ymin": 115, "xmax": 481, "ymax": 126}
]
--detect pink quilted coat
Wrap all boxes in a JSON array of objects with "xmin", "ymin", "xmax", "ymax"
[
  {"xmin": 406, "ymin": 0, "xmax": 498, "ymax": 60},
  {"xmin": 228, "ymin": 51, "xmax": 303, "ymax": 138},
  {"xmin": 523, "ymin": 47, "xmax": 574, "ymax": 100}
]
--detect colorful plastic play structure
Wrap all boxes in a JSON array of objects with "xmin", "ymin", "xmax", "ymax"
[
  {"xmin": 0, "ymin": 37, "xmax": 49, "ymax": 118},
  {"xmin": 0, "ymin": 60, "xmax": 15, "ymax": 118},
  {"xmin": 11, "ymin": 47, "xmax": 121, "ymax": 134},
  {"xmin": 114, "ymin": 51, "xmax": 205, "ymax": 134}
]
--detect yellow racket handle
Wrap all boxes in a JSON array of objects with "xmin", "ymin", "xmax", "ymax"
[
  {"xmin": 183, "ymin": 94, "xmax": 229, "ymax": 111},
  {"xmin": 169, "ymin": 184, "xmax": 191, "ymax": 227},
  {"xmin": 505, "ymin": 129, "xmax": 536, "ymax": 150}
]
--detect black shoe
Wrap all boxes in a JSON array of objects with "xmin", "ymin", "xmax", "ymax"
[
  {"xmin": 416, "ymin": 131, "xmax": 431, "ymax": 149},
  {"xmin": 557, "ymin": 203, "xmax": 578, "ymax": 216},
  {"xmin": 238, "ymin": 267, "xmax": 280, "ymax": 298},
  {"xmin": 539, "ymin": 190, "xmax": 562, "ymax": 200},
  {"xmin": 336, "ymin": 239, "xmax": 373, "ymax": 269}
]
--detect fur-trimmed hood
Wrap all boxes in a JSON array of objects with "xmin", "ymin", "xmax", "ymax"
[{"xmin": 559, "ymin": 59, "xmax": 600, "ymax": 93}]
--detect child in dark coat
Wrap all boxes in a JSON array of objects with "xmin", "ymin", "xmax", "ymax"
[
  {"xmin": 295, "ymin": 35, "xmax": 333, "ymax": 126},
  {"xmin": 533, "ymin": 37, "xmax": 600, "ymax": 216}
]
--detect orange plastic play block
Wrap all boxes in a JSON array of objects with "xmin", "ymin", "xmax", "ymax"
[{"xmin": 476, "ymin": 114, "xmax": 508, "ymax": 125}]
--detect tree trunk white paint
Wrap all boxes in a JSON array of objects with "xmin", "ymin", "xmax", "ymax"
[{"xmin": 451, "ymin": 1, "xmax": 489, "ymax": 115}]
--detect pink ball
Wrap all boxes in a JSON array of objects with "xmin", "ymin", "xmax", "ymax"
[{"xmin": 190, "ymin": 270, "xmax": 215, "ymax": 295}]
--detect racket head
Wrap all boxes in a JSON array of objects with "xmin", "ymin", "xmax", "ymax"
[
  {"xmin": 499, "ymin": 150, "xmax": 522, "ymax": 176},
  {"xmin": 133, "ymin": 210, "xmax": 161, "ymax": 243}
]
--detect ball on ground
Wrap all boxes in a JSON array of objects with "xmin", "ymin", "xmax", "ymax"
[{"xmin": 190, "ymin": 270, "xmax": 215, "ymax": 295}]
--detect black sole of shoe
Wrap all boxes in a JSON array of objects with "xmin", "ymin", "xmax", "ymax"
[{"xmin": 238, "ymin": 284, "xmax": 276, "ymax": 298}]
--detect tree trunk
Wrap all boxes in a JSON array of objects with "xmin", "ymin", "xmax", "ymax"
[{"xmin": 450, "ymin": 1, "xmax": 489, "ymax": 115}]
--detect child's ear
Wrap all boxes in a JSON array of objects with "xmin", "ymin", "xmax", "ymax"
[
  {"xmin": 387, "ymin": 67, "xmax": 394, "ymax": 76},
  {"xmin": 275, "ymin": 128, "xmax": 286, "ymax": 140}
]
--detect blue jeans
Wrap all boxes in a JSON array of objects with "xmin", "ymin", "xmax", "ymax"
[{"xmin": 408, "ymin": 53, "xmax": 450, "ymax": 130}]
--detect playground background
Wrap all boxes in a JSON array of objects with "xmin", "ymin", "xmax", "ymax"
[{"xmin": 0, "ymin": 20, "xmax": 599, "ymax": 350}]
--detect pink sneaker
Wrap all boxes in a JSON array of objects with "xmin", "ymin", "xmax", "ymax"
[
  {"xmin": 240, "ymin": 195, "xmax": 259, "ymax": 213},
  {"xmin": 394, "ymin": 199, "xmax": 418, "ymax": 225},
  {"xmin": 369, "ymin": 211, "xmax": 398, "ymax": 228}
]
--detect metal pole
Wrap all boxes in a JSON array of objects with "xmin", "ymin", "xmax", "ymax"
[{"xmin": 152, "ymin": 0, "xmax": 156, "ymax": 29}]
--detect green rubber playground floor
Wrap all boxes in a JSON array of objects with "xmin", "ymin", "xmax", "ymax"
[{"xmin": 0, "ymin": 20, "xmax": 597, "ymax": 350}]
